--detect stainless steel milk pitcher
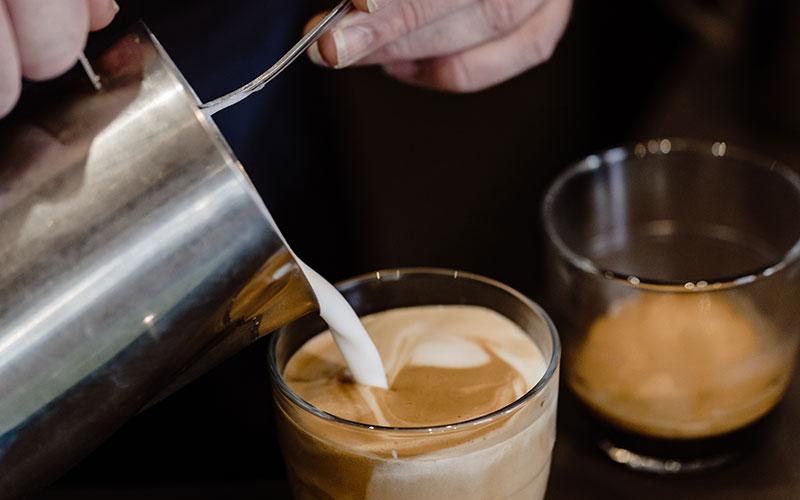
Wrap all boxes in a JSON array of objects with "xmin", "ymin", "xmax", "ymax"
[{"xmin": 0, "ymin": 24, "xmax": 317, "ymax": 497}]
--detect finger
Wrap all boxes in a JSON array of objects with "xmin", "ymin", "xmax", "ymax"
[
  {"xmin": 316, "ymin": 0, "xmax": 476, "ymax": 68},
  {"xmin": 304, "ymin": 10, "xmax": 375, "ymax": 67},
  {"xmin": 6, "ymin": 0, "xmax": 89, "ymax": 81},
  {"xmin": 357, "ymin": 0, "xmax": 551, "ymax": 65},
  {"xmin": 87, "ymin": 0, "xmax": 119, "ymax": 31},
  {"xmin": 0, "ymin": 3, "xmax": 21, "ymax": 118},
  {"xmin": 352, "ymin": 0, "xmax": 400, "ymax": 14},
  {"xmin": 351, "ymin": 0, "xmax": 375, "ymax": 13},
  {"xmin": 304, "ymin": 11, "xmax": 344, "ymax": 66},
  {"xmin": 384, "ymin": 0, "xmax": 571, "ymax": 92}
]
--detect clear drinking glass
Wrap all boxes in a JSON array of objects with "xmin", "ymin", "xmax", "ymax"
[
  {"xmin": 268, "ymin": 268, "xmax": 560, "ymax": 500},
  {"xmin": 543, "ymin": 138, "xmax": 800, "ymax": 473}
]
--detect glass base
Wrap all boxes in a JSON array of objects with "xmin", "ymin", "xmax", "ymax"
[
  {"xmin": 597, "ymin": 438, "xmax": 739, "ymax": 475},
  {"xmin": 591, "ymin": 410, "xmax": 774, "ymax": 475},
  {"xmin": 560, "ymin": 389, "xmax": 776, "ymax": 475}
]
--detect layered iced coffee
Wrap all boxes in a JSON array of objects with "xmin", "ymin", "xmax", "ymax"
[{"xmin": 272, "ymin": 303, "xmax": 558, "ymax": 500}]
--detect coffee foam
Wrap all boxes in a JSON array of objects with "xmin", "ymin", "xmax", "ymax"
[{"xmin": 278, "ymin": 305, "xmax": 557, "ymax": 500}]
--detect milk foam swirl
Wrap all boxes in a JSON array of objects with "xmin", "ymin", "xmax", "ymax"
[{"xmin": 285, "ymin": 305, "xmax": 546, "ymax": 427}]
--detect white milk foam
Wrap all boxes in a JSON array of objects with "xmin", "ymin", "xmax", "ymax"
[{"xmin": 410, "ymin": 337, "xmax": 490, "ymax": 368}]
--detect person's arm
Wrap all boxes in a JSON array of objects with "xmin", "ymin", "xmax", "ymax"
[
  {"xmin": 307, "ymin": 0, "xmax": 572, "ymax": 92},
  {"xmin": 0, "ymin": 0, "xmax": 119, "ymax": 117}
]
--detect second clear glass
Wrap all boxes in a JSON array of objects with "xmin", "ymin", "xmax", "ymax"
[{"xmin": 543, "ymin": 138, "xmax": 800, "ymax": 473}]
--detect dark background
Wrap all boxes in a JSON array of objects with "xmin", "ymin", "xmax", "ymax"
[{"xmin": 34, "ymin": 0, "xmax": 800, "ymax": 498}]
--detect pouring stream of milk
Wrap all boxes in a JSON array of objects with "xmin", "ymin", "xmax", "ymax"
[
  {"xmin": 295, "ymin": 260, "xmax": 388, "ymax": 389},
  {"xmin": 249, "ymin": 194, "xmax": 387, "ymax": 388}
]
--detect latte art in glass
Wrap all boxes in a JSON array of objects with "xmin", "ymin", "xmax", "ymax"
[{"xmin": 276, "ymin": 305, "xmax": 556, "ymax": 500}]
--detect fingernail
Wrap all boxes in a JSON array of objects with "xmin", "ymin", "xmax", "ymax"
[
  {"xmin": 366, "ymin": 0, "xmax": 380, "ymax": 13},
  {"xmin": 111, "ymin": 1, "xmax": 120, "ymax": 14},
  {"xmin": 332, "ymin": 26, "xmax": 374, "ymax": 68},
  {"xmin": 383, "ymin": 61, "xmax": 420, "ymax": 80},
  {"xmin": 307, "ymin": 42, "xmax": 326, "ymax": 67}
]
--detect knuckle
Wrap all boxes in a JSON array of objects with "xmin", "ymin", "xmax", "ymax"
[
  {"xmin": 480, "ymin": 0, "xmax": 521, "ymax": 35},
  {"xmin": 395, "ymin": 0, "xmax": 428, "ymax": 34},
  {"xmin": 381, "ymin": 38, "xmax": 413, "ymax": 60}
]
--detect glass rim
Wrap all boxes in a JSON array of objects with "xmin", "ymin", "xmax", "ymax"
[
  {"xmin": 267, "ymin": 267, "xmax": 561, "ymax": 434},
  {"xmin": 542, "ymin": 138, "xmax": 800, "ymax": 292}
]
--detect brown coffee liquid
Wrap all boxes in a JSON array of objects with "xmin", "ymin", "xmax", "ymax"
[{"xmin": 570, "ymin": 293, "xmax": 795, "ymax": 439}]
